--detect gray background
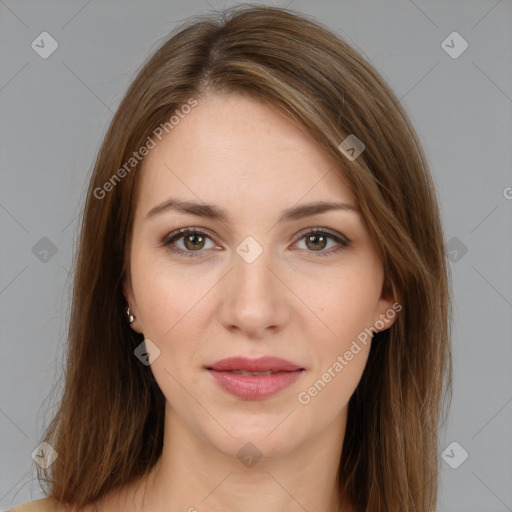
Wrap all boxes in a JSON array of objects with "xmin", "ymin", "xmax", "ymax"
[{"xmin": 1, "ymin": 0, "xmax": 511, "ymax": 510}]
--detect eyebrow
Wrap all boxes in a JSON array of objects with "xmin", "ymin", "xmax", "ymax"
[{"xmin": 145, "ymin": 198, "xmax": 359, "ymax": 224}]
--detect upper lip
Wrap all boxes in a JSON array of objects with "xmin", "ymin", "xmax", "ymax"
[{"xmin": 207, "ymin": 356, "xmax": 304, "ymax": 372}]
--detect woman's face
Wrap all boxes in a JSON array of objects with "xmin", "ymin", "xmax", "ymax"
[{"xmin": 125, "ymin": 92, "xmax": 396, "ymax": 459}]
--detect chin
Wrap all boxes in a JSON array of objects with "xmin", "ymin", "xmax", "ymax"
[{"xmin": 197, "ymin": 412, "xmax": 308, "ymax": 462}]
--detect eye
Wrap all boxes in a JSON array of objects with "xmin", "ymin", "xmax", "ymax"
[
  {"xmin": 292, "ymin": 228, "xmax": 350, "ymax": 257},
  {"xmin": 161, "ymin": 228, "xmax": 217, "ymax": 258},
  {"xmin": 161, "ymin": 227, "xmax": 350, "ymax": 258}
]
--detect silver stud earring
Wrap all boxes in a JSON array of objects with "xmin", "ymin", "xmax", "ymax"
[{"xmin": 126, "ymin": 306, "xmax": 135, "ymax": 324}]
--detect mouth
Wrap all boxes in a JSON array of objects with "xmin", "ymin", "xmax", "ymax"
[
  {"xmin": 207, "ymin": 355, "xmax": 304, "ymax": 373},
  {"xmin": 221, "ymin": 370, "xmax": 282, "ymax": 376},
  {"xmin": 205, "ymin": 356, "xmax": 305, "ymax": 400}
]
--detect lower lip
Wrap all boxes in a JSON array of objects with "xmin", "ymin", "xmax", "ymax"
[{"xmin": 207, "ymin": 369, "xmax": 304, "ymax": 400}]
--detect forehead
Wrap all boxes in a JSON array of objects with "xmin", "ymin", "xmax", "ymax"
[{"xmin": 135, "ymin": 92, "xmax": 356, "ymax": 215}]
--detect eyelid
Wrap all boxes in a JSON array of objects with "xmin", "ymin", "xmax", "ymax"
[
  {"xmin": 161, "ymin": 227, "xmax": 220, "ymax": 248},
  {"xmin": 162, "ymin": 226, "xmax": 349, "ymax": 244},
  {"xmin": 292, "ymin": 226, "xmax": 350, "ymax": 245},
  {"xmin": 161, "ymin": 226, "xmax": 350, "ymax": 257}
]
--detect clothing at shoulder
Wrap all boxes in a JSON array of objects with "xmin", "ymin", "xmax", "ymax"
[{"xmin": 7, "ymin": 497, "xmax": 60, "ymax": 512}]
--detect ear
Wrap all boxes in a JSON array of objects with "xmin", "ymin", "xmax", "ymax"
[
  {"xmin": 123, "ymin": 277, "xmax": 144, "ymax": 334},
  {"xmin": 372, "ymin": 292, "xmax": 401, "ymax": 333}
]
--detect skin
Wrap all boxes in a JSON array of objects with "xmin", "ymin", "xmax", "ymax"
[{"xmin": 95, "ymin": 92, "xmax": 396, "ymax": 512}]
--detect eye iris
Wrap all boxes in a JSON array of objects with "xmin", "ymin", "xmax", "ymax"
[
  {"xmin": 184, "ymin": 233, "xmax": 205, "ymax": 250},
  {"xmin": 306, "ymin": 234, "xmax": 327, "ymax": 251}
]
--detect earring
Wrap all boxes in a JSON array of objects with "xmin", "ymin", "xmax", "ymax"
[{"xmin": 126, "ymin": 306, "xmax": 135, "ymax": 324}]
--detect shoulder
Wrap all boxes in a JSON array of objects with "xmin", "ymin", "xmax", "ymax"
[{"xmin": 6, "ymin": 497, "xmax": 64, "ymax": 512}]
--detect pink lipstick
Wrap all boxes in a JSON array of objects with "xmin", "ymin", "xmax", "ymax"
[{"xmin": 206, "ymin": 356, "xmax": 305, "ymax": 400}]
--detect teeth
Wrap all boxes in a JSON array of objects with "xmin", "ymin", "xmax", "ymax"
[{"xmin": 231, "ymin": 370, "xmax": 274, "ymax": 376}]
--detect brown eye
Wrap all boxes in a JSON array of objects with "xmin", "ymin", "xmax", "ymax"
[
  {"xmin": 305, "ymin": 233, "xmax": 328, "ymax": 251},
  {"xmin": 294, "ymin": 228, "xmax": 350, "ymax": 257},
  {"xmin": 162, "ymin": 228, "xmax": 216, "ymax": 258},
  {"xmin": 162, "ymin": 227, "xmax": 350, "ymax": 259},
  {"xmin": 183, "ymin": 232, "xmax": 206, "ymax": 250}
]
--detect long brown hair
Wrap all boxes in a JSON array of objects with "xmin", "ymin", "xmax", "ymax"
[{"xmin": 37, "ymin": 5, "xmax": 452, "ymax": 511}]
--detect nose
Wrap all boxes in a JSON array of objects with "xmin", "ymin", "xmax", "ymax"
[{"xmin": 218, "ymin": 247, "xmax": 291, "ymax": 339}]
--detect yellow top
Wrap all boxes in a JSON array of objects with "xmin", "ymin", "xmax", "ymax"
[{"xmin": 7, "ymin": 497, "xmax": 60, "ymax": 511}]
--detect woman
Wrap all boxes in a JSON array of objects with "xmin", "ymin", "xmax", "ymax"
[{"xmin": 9, "ymin": 4, "xmax": 452, "ymax": 512}]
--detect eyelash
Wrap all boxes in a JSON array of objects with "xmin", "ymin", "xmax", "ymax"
[{"xmin": 161, "ymin": 227, "xmax": 350, "ymax": 259}]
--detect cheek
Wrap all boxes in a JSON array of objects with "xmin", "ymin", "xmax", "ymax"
[
  {"xmin": 130, "ymin": 249, "xmax": 213, "ymax": 337},
  {"xmin": 313, "ymin": 266, "xmax": 381, "ymax": 403},
  {"xmin": 305, "ymin": 345, "xmax": 370, "ymax": 419},
  {"xmin": 297, "ymin": 274, "xmax": 375, "ymax": 413},
  {"xmin": 294, "ymin": 261, "xmax": 383, "ymax": 348}
]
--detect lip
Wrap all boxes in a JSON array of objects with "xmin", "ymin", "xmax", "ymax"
[
  {"xmin": 207, "ymin": 356, "xmax": 303, "ymax": 372},
  {"xmin": 206, "ymin": 356, "xmax": 305, "ymax": 400}
]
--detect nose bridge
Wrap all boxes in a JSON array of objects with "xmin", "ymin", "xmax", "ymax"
[
  {"xmin": 233, "ymin": 238, "xmax": 278, "ymax": 299},
  {"xmin": 219, "ymin": 236, "xmax": 288, "ymax": 335}
]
